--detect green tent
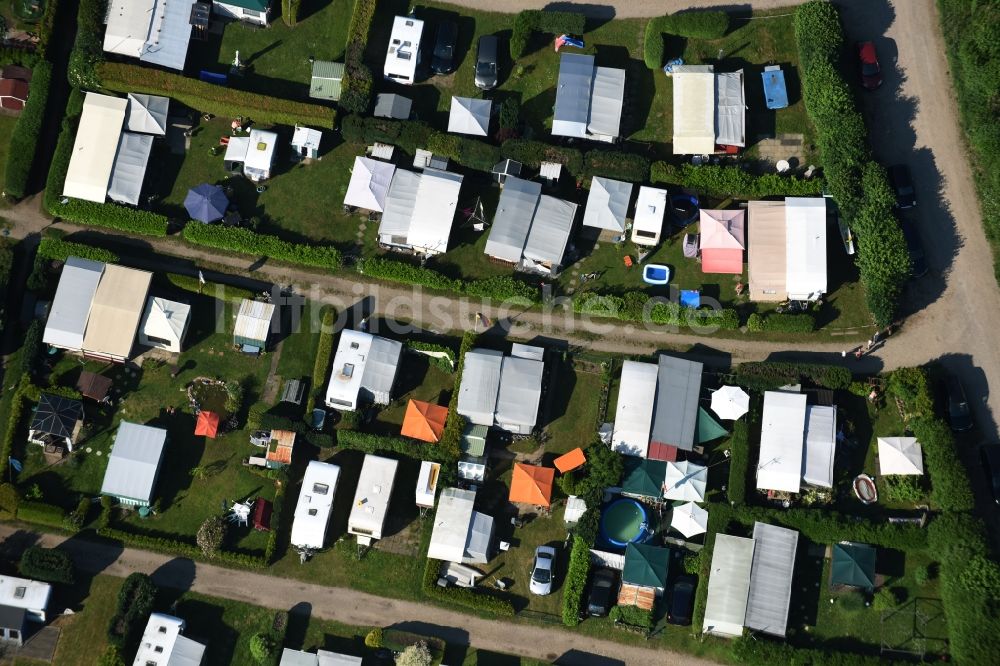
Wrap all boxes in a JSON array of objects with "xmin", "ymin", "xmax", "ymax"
[
  {"xmin": 696, "ymin": 407, "xmax": 728, "ymax": 444},
  {"xmin": 622, "ymin": 457, "xmax": 667, "ymax": 498},
  {"xmin": 623, "ymin": 543, "xmax": 670, "ymax": 589},
  {"xmin": 831, "ymin": 542, "xmax": 876, "ymax": 589}
]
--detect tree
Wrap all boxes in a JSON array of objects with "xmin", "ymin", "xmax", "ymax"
[
  {"xmin": 364, "ymin": 628, "xmax": 383, "ymax": 648},
  {"xmin": 395, "ymin": 641, "xmax": 432, "ymax": 666},
  {"xmin": 249, "ymin": 633, "xmax": 276, "ymax": 663},
  {"xmin": 196, "ymin": 516, "xmax": 226, "ymax": 557}
]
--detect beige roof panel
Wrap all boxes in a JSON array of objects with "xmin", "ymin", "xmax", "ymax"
[
  {"xmin": 82, "ymin": 264, "xmax": 152, "ymax": 360},
  {"xmin": 747, "ymin": 200, "xmax": 786, "ymax": 301}
]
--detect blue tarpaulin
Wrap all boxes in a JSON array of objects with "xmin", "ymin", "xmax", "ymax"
[
  {"xmin": 762, "ymin": 66, "xmax": 789, "ymax": 110},
  {"xmin": 200, "ymin": 70, "xmax": 228, "ymax": 86},
  {"xmin": 680, "ymin": 290, "xmax": 701, "ymax": 309}
]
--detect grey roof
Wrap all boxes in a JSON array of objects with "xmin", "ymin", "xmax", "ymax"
[
  {"xmin": 30, "ymin": 393, "xmax": 83, "ymax": 439},
  {"xmin": 280, "ymin": 648, "xmax": 318, "ymax": 666},
  {"xmin": 522, "ymin": 195, "xmax": 577, "ymax": 266},
  {"xmin": 457, "ymin": 349, "xmax": 504, "ymax": 425},
  {"xmin": 107, "ymin": 132, "xmax": 153, "ymax": 206},
  {"xmin": 745, "ymin": 522, "xmax": 799, "ymax": 637},
  {"xmin": 466, "ymin": 511, "xmax": 495, "ymax": 563},
  {"xmin": 138, "ymin": 0, "xmax": 196, "ymax": 71},
  {"xmin": 43, "ymin": 256, "xmax": 105, "ymax": 351},
  {"xmin": 510, "ymin": 343, "xmax": 545, "ymax": 362},
  {"xmin": 126, "ymin": 93, "xmax": 169, "ymax": 135},
  {"xmin": 553, "ymin": 53, "xmax": 594, "ymax": 137},
  {"xmin": 486, "ymin": 177, "xmax": 540, "ymax": 263},
  {"xmin": 650, "ymin": 355, "xmax": 704, "ymax": 451},
  {"xmin": 582, "ymin": 177, "xmax": 633, "ymax": 232},
  {"xmin": 589, "ymin": 66, "xmax": 625, "ymax": 138},
  {"xmin": 360, "ymin": 335, "xmax": 403, "ymax": 401},
  {"xmin": 374, "ymin": 93, "xmax": 412, "ymax": 119},
  {"xmin": 703, "ymin": 534, "xmax": 756, "ymax": 637},
  {"xmin": 318, "ymin": 651, "xmax": 363, "ymax": 666},
  {"xmin": 378, "ymin": 168, "xmax": 421, "ymax": 241},
  {"xmin": 0, "ymin": 605, "xmax": 26, "ymax": 631},
  {"xmin": 495, "ymin": 355, "xmax": 543, "ymax": 429},
  {"xmin": 101, "ymin": 421, "xmax": 167, "ymax": 503}
]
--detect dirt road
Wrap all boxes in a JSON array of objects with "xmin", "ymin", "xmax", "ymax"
[{"xmin": 0, "ymin": 525, "xmax": 712, "ymax": 666}]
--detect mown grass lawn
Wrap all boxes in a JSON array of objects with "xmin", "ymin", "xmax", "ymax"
[
  {"xmin": 0, "ymin": 113, "xmax": 20, "ymax": 207},
  {"xmin": 542, "ymin": 362, "xmax": 604, "ymax": 455},
  {"xmin": 47, "ymin": 574, "xmax": 123, "ymax": 666}
]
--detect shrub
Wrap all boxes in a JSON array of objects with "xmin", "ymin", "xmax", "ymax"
[
  {"xmin": 5, "ymin": 61, "xmax": 52, "ymax": 200},
  {"xmin": 197, "ymin": 516, "xmax": 227, "ymax": 556},
  {"xmin": 575, "ymin": 444, "xmax": 623, "ymax": 506},
  {"xmin": 281, "ymin": 0, "xmax": 301, "ymax": 26},
  {"xmin": 727, "ymin": 419, "xmax": 749, "ymax": 504},
  {"xmin": 761, "ymin": 313, "xmax": 815, "ymax": 333},
  {"xmin": 510, "ymin": 10, "xmax": 587, "ymax": 59},
  {"xmin": 465, "ymin": 276, "xmax": 539, "ymax": 303},
  {"xmin": 610, "ymin": 604, "xmax": 654, "ymax": 630},
  {"xmin": 68, "ymin": 0, "xmax": 106, "ymax": 89},
  {"xmin": 573, "ymin": 292, "xmax": 739, "ymax": 331},
  {"xmin": 16, "ymin": 501, "xmax": 67, "ymax": 529},
  {"xmin": 421, "ymin": 558, "xmax": 515, "ymax": 615},
  {"xmin": 396, "ymin": 642, "xmax": 433, "ymax": 666},
  {"xmin": 881, "ymin": 475, "xmax": 925, "ymax": 504},
  {"xmin": 338, "ymin": 431, "xmax": 456, "ymax": 465},
  {"xmin": 914, "ymin": 563, "xmax": 933, "ymax": 586},
  {"xmin": 107, "ymin": 573, "xmax": 156, "ymax": 652},
  {"xmin": 584, "ymin": 150, "xmax": 650, "ymax": 182},
  {"xmin": 64, "ymin": 497, "xmax": 92, "ymax": 531},
  {"xmin": 365, "ymin": 628, "xmax": 383, "ymax": 648},
  {"xmin": 19, "ymin": 546, "xmax": 75, "ymax": 584},
  {"xmin": 97, "ymin": 63, "xmax": 334, "ymax": 128},
  {"xmin": 561, "ymin": 532, "xmax": 592, "ymax": 626},
  {"xmin": 501, "ymin": 139, "xmax": 584, "ymax": 177},
  {"xmin": 650, "ymin": 162, "xmax": 824, "ymax": 198},
  {"xmin": 37, "ymin": 237, "xmax": 119, "ymax": 264},
  {"xmin": 734, "ymin": 361, "xmax": 852, "ymax": 391},
  {"xmin": 643, "ymin": 12, "xmax": 728, "ymax": 69},
  {"xmin": 340, "ymin": 0, "xmax": 379, "ymax": 113},
  {"xmin": 182, "ymin": 224, "xmax": 341, "ymax": 270},
  {"xmin": 746, "ymin": 313, "xmax": 764, "ymax": 332},
  {"xmin": 427, "ymin": 132, "xmax": 501, "ymax": 171},
  {"xmin": 911, "ymin": 416, "xmax": 974, "ymax": 512},
  {"xmin": 0, "ymin": 483, "xmax": 20, "ymax": 516},
  {"xmin": 497, "ymin": 96, "xmax": 521, "ymax": 141},
  {"xmin": 249, "ymin": 633, "xmax": 276, "ymax": 663},
  {"xmin": 356, "ymin": 257, "xmax": 460, "ymax": 292},
  {"xmin": 872, "ymin": 587, "xmax": 899, "ymax": 612}
]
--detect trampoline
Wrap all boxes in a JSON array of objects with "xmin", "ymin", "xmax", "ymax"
[
  {"xmin": 600, "ymin": 498, "xmax": 652, "ymax": 548},
  {"xmin": 670, "ymin": 194, "xmax": 700, "ymax": 227}
]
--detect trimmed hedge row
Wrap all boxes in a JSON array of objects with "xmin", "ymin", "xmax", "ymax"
[
  {"xmin": 34, "ymin": 0, "xmax": 62, "ymax": 61},
  {"xmin": 500, "ymin": 139, "xmax": 584, "ymax": 178},
  {"xmin": 182, "ymin": 224, "xmax": 341, "ymax": 270},
  {"xmin": 643, "ymin": 12, "xmax": 729, "ymax": 69},
  {"xmin": 4, "ymin": 61, "xmax": 53, "ymax": 200},
  {"xmin": 727, "ymin": 419, "xmax": 749, "ymax": 505},
  {"xmin": 437, "ymin": 331, "xmax": 477, "ymax": 462},
  {"xmin": 406, "ymin": 341, "xmax": 456, "ymax": 372},
  {"xmin": 584, "ymin": 150, "xmax": 650, "ymax": 183},
  {"xmin": 337, "ymin": 430, "xmax": 456, "ymax": 464},
  {"xmin": 340, "ymin": 0, "xmax": 378, "ymax": 113},
  {"xmin": 97, "ymin": 525, "xmax": 267, "ymax": 568},
  {"xmin": 422, "ymin": 557, "xmax": 515, "ymax": 616},
  {"xmin": 356, "ymin": 257, "xmax": 540, "ymax": 303},
  {"xmin": 341, "ymin": 114, "xmax": 432, "ymax": 154},
  {"xmin": 427, "ymin": 132, "xmax": 502, "ymax": 172},
  {"xmin": 37, "ymin": 237, "xmax": 119, "ymax": 264},
  {"xmin": 572, "ymin": 291, "xmax": 740, "ymax": 331},
  {"xmin": 561, "ymin": 508, "xmax": 598, "ymax": 626},
  {"xmin": 510, "ymin": 10, "xmax": 587, "ymax": 59},
  {"xmin": 305, "ymin": 307, "xmax": 337, "ymax": 415},
  {"xmin": 19, "ymin": 546, "xmax": 75, "ymax": 584},
  {"xmin": 747, "ymin": 312, "xmax": 815, "ymax": 333},
  {"xmin": 67, "ymin": 0, "xmax": 105, "ymax": 89},
  {"xmin": 107, "ymin": 573, "xmax": 156, "ymax": 653},
  {"xmin": 16, "ymin": 501, "xmax": 67, "ymax": 529},
  {"xmin": 732, "ymin": 635, "xmax": 883, "ymax": 666},
  {"xmin": 97, "ymin": 63, "xmax": 335, "ymax": 129},
  {"xmin": 650, "ymin": 162, "xmax": 825, "ymax": 198},
  {"xmin": 464, "ymin": 276, "xmax": 539, "ymax": 303},
  {"xmin": 733, "ymin": 361, "xmax": 852, "ymax": 391}
]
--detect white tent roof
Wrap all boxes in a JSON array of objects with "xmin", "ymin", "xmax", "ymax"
[
  {"xmin": 224, "ymin": 135, "xmax": 250, "ymax": 164},
  {"xmin": 348, "ymin": 455, "xmax": 399, "ymax": 539},
  {"xmin": 234, "ymin": 299, "xmax": 275, "ymax": 347},
  {"xmin": 552, "ymin": 53, "xmax": 593, "ymax": 138},
  {"xmin": 785, "ymin": 197, "xmax": 828, "ymax": 300},
  {"xmin": 291, "ymin": 461, "xmax": 340, "ymax": 550},
  {"xmin": 670, "ymin": 501, "xmax": 709, "ymax": 538},
  {"xmin": 612, "ymin": 361, "xmax": 658, "ymax": 457},
  {"xmin": 428, "ymin": 487, "xmax": 477, "ymax": 562},
  {"xmin": 141, "ymin": 297, "xmax": 190, "ymax": 345},
  {"xmin": 43, "ymin": 257, "xmax": 104, "ymax": 350},
  {"xmin": 715, "ymin": 71, "xmax": 746, "ymax": 147},
  {"xmin": 495, "ymin": 356, "xmax": 544, "ymax": 430},
  {"xmin": 703, "ymin": 534, "xmax": 755, "ymax": 637},
  {"xmin": 756, "ymin": 391, "xmax": 807, "ymax": 493},
  {"xmin": 406, "ymin": 168, "xmax": 463, "ymax": 254},
  {"xmin": 448, "ymin": 97, "xmax": 491, "ymax": 136},
  {"xmin": 134, "ymin": 614, "xmax": 205, "ymax": 666},
  {"xmin": 101, "ymin": 421, "xmax": 166, "ymax": 503},
  {"xmin": 457, "ymin": 349, "xmax": 503, "ymax": 425},
  {"xmin": 245, "ymin": 129, "xmax": 277, "ymax": 173},
  {"xmin": 802, "ymin": 405, "xmax": 837, "ymax": 488},
  {"xmin": 486, "ymin": 177, "xmax": 541, "ymax": 263},
  {"xmin": 632, "ymin": 186, "xmax": 667, "ymax": 236},
  {"xmin": 377, "ymin": 167, "xmax": 419, "ymax": 238},
  {"xmin": 589, "ymin": 66, "xmax": 625, "ymax": 139},
  {"xmin": 292, "ymin": 126, "xmax": 322, "ymax": 152},
  {"xmin": 82, "ymin": 264, "xmax": 152, "ymax": 360},
  {"xmin": 664, "ymin": 460, "xmax": 707, "ymax": 502},
  {"xmin": 522, "ymin": 195, "xmax": 577, "ymax": 266},
  {"xmin": 745, "ymin": 522, "xmax": 798, "ymax": 637},
  {"xmin": 878, "ymin": 437, "xmax": 924, "ymax": 475},
  {"xmin": 103, "ymin": 0, "xmax": 153, "ymax": 57},
  {"xmin": 126, "ymin": 93, "xmax": 168, "ymax": 135},
  {"xmin": 416, "ymin": 461, "xmax": 440, "ymax": 509},
  {"xmin": 139, "ymin": 0, "xmax": 197, "ymax": 71},
  {"xmin": 564, "ymin": 496, "xmax": 587, "ymax": 524},
  {"xmin": 673, "ymin": 65, "xmax": 716, "ymax": 154},
  {"xmin": 63, "ymin": 93, "xmax": 128, "ymax": 203},
  {"xmin": 107, "ymin": 131, "xmax": 153, "ymax": 205},
  {"xmin": 582, "ymin": 177, "xmax": 633, "ymax": 232}
]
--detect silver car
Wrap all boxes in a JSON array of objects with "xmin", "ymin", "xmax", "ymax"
[
  {"xmin": 529, "ymin": 546, "xmax": 556, "ymax": 595},
  {"xmin": 475, "ymin": 35, "xmax": 498, "ymax": 90}
]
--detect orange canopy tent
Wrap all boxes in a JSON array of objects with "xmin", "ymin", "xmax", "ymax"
[
  {"xmin": 401, "ymin": 399, "xmax": 448, "ymax": 443},
  {"xmin": 509, "ymin": 463, "xmax": 555, "ymax": 507},
  {"xmin": 195, "ymin": 410, "xmax": 220, "ymax": 438},
  {"xmin": 554, "ymin": 447, "xmax": 587, "ymax": 474}
]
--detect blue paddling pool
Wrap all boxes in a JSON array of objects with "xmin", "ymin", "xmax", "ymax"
[
  {"xmin": 643, "ymin": 264, "xmax": 671, "ymax": 285},
  {"xmin": 600, "ymin": 498, "xmax": 652, "ymax": 548}
]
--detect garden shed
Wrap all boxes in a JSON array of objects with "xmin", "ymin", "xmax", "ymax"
[
  {"xmin": 831, "ymin": 542, "xmax": 876, "ymax": 589},
  {"xmin": 582, "ymin": 177, "xmax": 633, "ymax": 236},
  {"xmin": 100, "ymin": 421, "xmax": 168, "ymax": 507},
  {"xmin": 611, "ymin": 360, "xmax": 658, "ymax": 457},
  {"xmin": 139, "ymin": 297, "xmax": 191, "ymax": 353},
  {"xmin": 456, "ymin": 349, "xmax": 504, "ymax": 426},
  {"xmin": 448, "ymin": 97, "xmax": 491, "ymax": 136},
  {"xmin": 458, "ymin": 424, "xmax": 488, "ymax": 482},
  {"xmin": 348, "ymin": 454, "xmax": 399, "ymax": 544},
  {"xmin": 43, "ymin": 256, "xmax": 104, "ymax": 352},
  {"xmin": 373, "ymin": 93, "xmax": 412, "ymax": 119},
  {"xmin": 126, "ymin": 93, "xmax": 169, "ymax": 135},
  {"xmin": 28, "ymin": 393, "xmax": 84, "ymax": 452},
  {"xmin": 649, "ymin": 355, "xmax": 704, "ymax": 461},
  {"xmin": 63, "ymin": 93, "xmax": 128, "ymax": 203},
  {"xmin": 703, "ymin": 534, "xmax": 756, "ymax": 637},
  {"xmin": 290, "ymin": 461, "xmax": 341, "ymax": 552},
  {"xmin": 745, "ymin": 522, "xmax": 798, "ymax": 637},
  {"xmin": 0, "ymin": 78, "xmax": 28, "ymax": 112},
  {"xmin": 699, "ymin": 209, "xmax": 746, "ymax": 274},
  {"xmin": 509, "ymin": 463, "xmax": 554, "ymax": 507},
  {"xmin": 325, "ymin": 330, "xmax": 402, "ymax": 411},
  {"xmin": 756, "ymin": 391, "xmax": 807, "ymax": 494},
  {"xmin": 344, "ymin": 156, "xmax": 396, "ymax": 212},
  {"xmin": 76, "ymin": 371, "xmax": 112, "ymax": 403},
  {"xmin": 309, "ymin": 60, "xmax": 344, "ymax": 102},
  {"xmin": 291, "ymin": 126, "xmax": 322, "ymax": 160},
  {"xmin": 802, "ymin": 405, "xmax": 837, "ymax": 488},
  {"xmin": 428, "ymin": 487, "xmax": 495, "ymax": 564},
  {"xmin": 233, "ymin": 299, "xmax": 276, "ymax": 351}
]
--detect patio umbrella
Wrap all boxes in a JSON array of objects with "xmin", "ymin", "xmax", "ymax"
[
  {"xmin": 670, "ymin": 501, "xmax": 709, "ymax": 538},
  {"xmin": 711, "ymin": 385, "xmax": 750, "ymax": 420},
  {"xmin": 184, "ymin": 184, "xmax": 229, "ymax": 223}
]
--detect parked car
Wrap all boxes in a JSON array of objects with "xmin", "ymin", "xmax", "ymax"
[
  {"xmin": 474, "ymin": 35, "xmax": 499, "ymax": 90},
  {"xmin": 667, "ymin": 575, "xmax": 696, "ymax": 626},
  {"xmin": 529, "ymin": 546, "xmax": 556, "ymax": 595},
  {"xmin": 431, "ymin": 20, "xmax": 458, "ymax": 74},
  {"xmin": 980, "ymin": 444, "xmax": 1000, "ymax": 504},
  {"xmin": 586, "ymin": 568, "xmax": 619, "ymax": 617},
  {"xmin": 857, "ymin": 41, "xmax": 883, "ymax": 90},
  {"xmin": 945, "ymin": 375, "xmax": 974, "ymax": 432},
  {"xmin": 901, "ymin": 222, "xmax": 928, "ymax": 278},
  {"xmin": 889, "ymin": 164, "xmax": 917, "ymax": 208}
]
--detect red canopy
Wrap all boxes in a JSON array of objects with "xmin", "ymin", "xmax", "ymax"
[{"xmin": 194, "ymin": 410, "xmax": 220, "ymax": 438}]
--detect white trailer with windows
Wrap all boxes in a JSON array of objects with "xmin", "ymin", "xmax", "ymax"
[
  {"xmin": 384, "ymin": 16, "xmax": 423, "ymax": 84},
  {"xmin": 348, "ymin": 454, "xmax": 399, "ymax": 545},
  {"xmin": 290, "ymin": 461, "xmax": 341, "ymax": 556}
]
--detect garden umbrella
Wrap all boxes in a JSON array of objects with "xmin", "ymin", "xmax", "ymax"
[
  {"xmin": 711, "ymin": 385, "xmax": 750, "ymax": 420},
  {"xmin": 194, "ymin": 410, "xmax": 220, "ymax": 438},
  {"xmin": 184, "ymin": 183, "xmax": 229, "ymax": 223},
  {"xmin": 670, "ymin": 501, "xmax": 709, "ymax": 538}
]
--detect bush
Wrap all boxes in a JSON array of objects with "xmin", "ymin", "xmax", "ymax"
[
  {"xmin": 0, "ymin": 483, "xmax": 20, "ymax": 516},
  {"xmin": 575, "ymin": 444, "xmax": 623, "ymax": 507},
  {"xmin": 880, "ymin": 474, "xmax": 925, "ymax": 504},
  {"xmin": 427, "ymin": 132, "xmax": 501, "ymax": 171},
  {"xmin": 340, "ymin": 0, "xmax": 379, "ymax": 113},
  {"xmin": 19, "ymin": 546, "xmax": 75, "ymax": 584},
  {"xmin": 727, "ymin": 419, "xmax": 749, "ymax": 504},
  {"xmin": 341, "ymin": 115, "xmax": 434, "ymax": 154},
  {"xmin": 197, "ymin": 516, "xmax": 227, "ymax": 557},
  {"xmin": 422, "ymin": 558, "xmax": 515, "ymax": 615},
  {"xmin": 356, "ymin": 257, "xmax": 460, "ymax": 292},
  {"xmin": 64, "ymin": 497, "xmax": 92, "ymax": 531},
  {"xmin": 365, "ymin": 628, "xmax": 383, "ymax": 648},
  {"xmin": 761, "ymin": 313, "xmax": 815, "ymax": 333},
  {"xmin": 746, "ymin": 313, "xmax": 764, "ymax": 332},
  {"xmin": 501, "ymin": 139, "xmax": 584, "ymax": 178},
  {"xmin": 510, "ymin": 10, "xmax": 587, "ymax": 59},
  {"xmin": 37, "ymin": 237, "xmax": 119, "ymax": 264},
  {"xmin": 650, "ymin": 162, "xmax": 824, "ymax": 198},
  {"xmin": 872, "ymin": 587, "xmax": 899, "ymax": 612},
  {"xmin": 182, "ymin": 224, "xmax": 341, "ymax": 270},
  {"xmin": 5, "ymin": 61, "xmax": 52, "ymax": 200},
  {"xmin": 573, "ymin": 291, "xmax": 739, "ymax": 331},
  {"xmin": 911, "ymin": 416, "xmax": 974, "ymax": 512},
  {"xmin": 16, "ymin": 501, "xmax": 67, "ymax": 529},
  {"xmin": 609, "ymin": 604, "xmax": 654, "ymax": 630},
  {"xmin": 396, "ymin": 642, "xmax": 433, "ymax": 666},
  {"xmin": 914, "ymin": 563, "xmax": 933, "ymax": 587},
  {"xmin": 561, "ymin": 532, "xmax": 592, "ymax": 626},
  {"xmin": 734, "ymin": 361, "xmax": 852, "ymax": 391},
  {"xmin": 68, "ymin": 0, "xmax": 106, "ymax": 89},
  {"xmin": 338, "ymin": 430, "xmax": 456, "ymax": 464},
  {"xmin": 464, "ymin": 276, "xmax": 539, "ymax": 303},
  {"xmin": 497, "ymin": 96, "xmax": 521, "ymax": 141},
  {"xmin": 107, "ymin": 573, "xmax": 156, "ymax": 652},
  {"xmin": 281, "ymin": 0, "xmax": 301, "ymax": 26},
  {"xmin": 97, "ymin": 63, "xmax": 334, "ymax": 128},
  {"xmin": 643, "ymin": 12, "xmax": 729, "ymax": 69},
  {"xmin": 249, "ymin": 633, "xmax": 276, "ymax": 663},
  {"xmin": 584, "ymin": 150, "xmax": 650, "ymax": 183}
]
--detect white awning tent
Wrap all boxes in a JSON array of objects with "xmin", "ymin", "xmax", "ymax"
[
  {"xmin": 344, "ymin": 156, "xmax": 396, "ymax": 212},
  {"xmin": 802, "ymin": 405, "xmax": 837, "ymax": 488},
  {"xmin": 589, "ymin": 66, "xmax": 626, "ymax": 141},
  {"xmin": 495, "ymin": 355, "xmax": 544, "ymax": 435},
  {"xmin": 107, "ymin": 132, "xmax": 153, "ymax": 205},
  {"xmin": 378, "ymin": 168, "xmax": 462, "ymax": 255},
  {"xmin": 552, "ymin": 54, "xmax": 624, "ymax": 142},
  {"xmin": 747, "ymin": 200, "xmax": 787, "ymax": 301},
  {"xmin": 126, "ymin": 93, "xmax": 168, "ymax": 135},
  {"xmin": 745, "ymin": 522, "xmax": 798, "ymax": 637},
  {"xmin": 522, "ymin": 195, "xmax": 578, "ymax": 270},
  {"xmin": 457, "ymin": 349, "xmax": 504, "ymax": 426},
  {"xmin": 139, "ymin": 297, "xmax": 191, "ymax": 353},
  {"xmin": 290, "ymin": 461, "xmax": 341, "ymax": 551},
  {"xmin": 43, "ymin": 257, "xmax": 104, "ymax": 351},
  {"xmin": 756, "ymin": 391, "xmax": 807, "ymax": 493},
  {"xmin": 104, "ymin": 0, "xmax": 196, "ymax": 72},
  {"xmin": 672, "ymin": 65, "xmax": 716, "ymax": 155},
  {"xmin": 347, "ymin": 454, "xmax": 399, "ymax": 542},
  {"xmin": 670, "ymin": 501, "xmax": 709, "ymax": 538},
  {"xmin": 878, "ymin": 437, "xmax": 924, "ymax": 475},
  {"xmin": 785, "ymin": 197, "xmax": 828, "ymax": 301},
  {"xmin": 486, "ymin": 177, "xmax": 541, "ymax": 263},
  {"xmin": 715, "ymin": 71, "xmax": 746, "ymax": 147},
  {"xmin": 81, "ymin": 264, "xmax": 152, "ymax": 362},
  {"xmin": 631, "ymin": 186, "xmax": 667, "ymax": 245},
  {"xmin": 291, "ymin": 126, "xmax": 322, "ymax": 159},
  {"xmin": 63, "ymin": 93, "xmax": 128, "ymax": 203},
  {"xmin": 101, "ymin": 421, "xmax": 167, "ymax": 506},
  {"xmin": 428, "ymin": 488, "xmax": 494, "ymax": 564},
  {"xmin": 564, "ymin": 496, "xmax": 587, "ymax": 524},
  {"xmin": 582, "ymin": 177, "xmax": 633, "ymax": 233},
  {"xmin": 664, "ymin": 460, "xmax": 707, "ymax": 502},
  {"xmin": 611, "ymin": 361, "xmax": 658, "ymax": 457},
  {"xmin": 703, "ymin": 534, "xmax": 755, "ymax": 637},
  {"xmin": 448, "ymin": 97, "xmax": 491, "ymax": 136}
]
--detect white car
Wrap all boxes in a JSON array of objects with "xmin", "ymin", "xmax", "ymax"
[{"xmin": 529, "ymin": 546, "xmax": 557, "ymax": 595}]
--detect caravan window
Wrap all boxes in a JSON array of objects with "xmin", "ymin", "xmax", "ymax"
[
  {"xmin": 313, "ymin": 483, "xmax": 330, "ymax": 495},
  {"xmin": 14, "ymin": 586, "xmax": 26, "ymax": 599},
  {"xmin": 308, "ymin": 508, "xmax": 318, "ymax": 516},
  {"xmin": 342, "ymin": 363, "xmax": 355, "ymax": 378}
]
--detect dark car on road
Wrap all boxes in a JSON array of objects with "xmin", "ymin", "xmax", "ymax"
[
  {"xmin": 431, "ymin": 20, "xmax": 458, "ymax": 75},
  {"xmin": 945, "ymin": 375, "xmax": 974, "ymax": 432},
  {"xmin": 667, "ymin": 575, "xmax": 696, "ymax": 626},
  {"xmin": 901, "ymin": 222, "xmax": 928, "ymax": 278},
  {"xmin": 474, "ymin": 35, "xmax": 499, "ymax": 90},
  {"xmin": 857, "ymin": 41, "xmax": 883, "ymax": 90},
  {"xmin": 889, "ymin": 164, "xmax": 917, "ymax": 209},
  {"xmin": 980, "ymin": 445, "xmax": 1000, "ymax": 504},
  {"xmin": 586, "ymin": 568, "xmax": 619, "ymax": 617}
]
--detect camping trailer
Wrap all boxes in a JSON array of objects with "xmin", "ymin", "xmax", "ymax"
[
  {"xmin": 324, "ymin": 330, "xmax": 403, "ymax": 411},
  {"xmin": 348, "ymin": 454, "xmax": 399, "ymax": 545},
  {"xmin": 384, "ymin": 16, "xmax": 423, "ymax": 84},
  {"xmin": 290, "ymin": 461, "xmax": 341, "ymax": 555}
]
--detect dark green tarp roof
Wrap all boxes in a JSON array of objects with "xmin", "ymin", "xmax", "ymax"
[
  {"xmin": 622, "ymin": 457, "xmax": 667, "ymax": 498},
  {"xmin": 623, "ymin": 542, "xmax": 670, "ymax": 589},
  {"xmin": 696, "ymin": 407, "xmax": 728, "ymax": 443},
  {"xmin": 831, "ymin": 542, "xmax": 876, "ymax": 588}
]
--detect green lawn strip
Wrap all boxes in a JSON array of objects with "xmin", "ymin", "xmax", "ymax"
[{"xmin": 0, "ymin": 114, "xmax": 20, "ymax": 205}]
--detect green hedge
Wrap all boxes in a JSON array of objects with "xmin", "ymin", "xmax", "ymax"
[
  {"xmin": 97, "ymin": 63, "xmax": 335, "ymax": 128},
  {"xmin": 182, "ymin": 224, "xmax": 341, "ymax": 270},
  {"xmin": 610, "ymin": 604, "xmax": 654, "ymax": 630},
  {"xmin": 64, "ymin": 497, "xmax": 91, "ymax": 531},
  {"xmin": 465, "ymin": 276, "xmax": 539, "ymax": 303},
  {"xmin": 306, "ymin": 307, "xmax": 337, "ymax": 415},
  {"xmin": 437, "ymin": 332, "xmax": 477, "ymax": 462},
  {"xmin": 340, "ymin": 0, "xmax": 378, "ymax": 113},
  {"xmin": 650, "ymin": 162, "xmax": 825, "ymax": 198},
  {"xmin": 97, "ymin": 526, "xmax": 266, "ymax": 568},
  {"xmin": 34, "ymin": 0, "xmax": 62, "ymax": 61},
  {"xmin": 727, "ymin": 419, "xmax": 749, "ymax": 504},
  {"xmin": 510, "ymin": 10, "xmax": 587, "ymax": 59},
  {"xmin": 573, "ymin": 292, "xmax": 739, "ymax": 331},
  {"xmin": 759, "ymin": 312, "xmax": 815, "ymax": 333},
  {"xmin": 19, "ymin": 546, "xmax": 75, "ymax": 584},
  {"xmin": 4, "ymin": 61, "xmax": 53, "ymax": 200},
  {"xmin": 500, "ymin": 139, "xmax": 585, "ymax": 178},
  {"xmin": 341, "ymin": 115, "xmax": 433, "ymax": 153},
  {"xmin": 337, "ymin": 430, "xmax": 456, "ymax": 464},
  {"xmin": 107, "ymin": 573, "xmax": 156, "ymax": 652},
  {"xmin": 584, "ymin": 150, "xmax": 650, "ymax": 182},
  {"xmin": 422, "ymin": 558, "xmax": 515, "ymax": 616},
  {"xmin": 643, "ymin": 12, "xmax": 729, "ymax": 69},
  {"xmin": 732, "ymin": 635, "xmax": 884, "ymax": 665},
  {"xmin": 68, "ymin": 0, "xmax": 105, "ymax": 89},
  {"xmin": 406, "ymin": 341, "xmax": 456, "ymax": 372},
  {"xmin": 427, "ymin": 132, "xmax": 501, "ymax": 172},
  {"xmin": 734, "ymin": 361, "xmax": 852, "ymax": 391},
  {"xmin": 16, "ymin": 501, "xmax": 67, "ymax": 529},
  {"xmin": 356, "ymin": 257, "xmax": 460, "ymax": 291},
  {"xmin": 37, "ymin": 237, "xmax": 119, "ymax": 264},
  {"xmin": 561, "ymin": 508, "xmax": 598, "ymax": 626}
]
